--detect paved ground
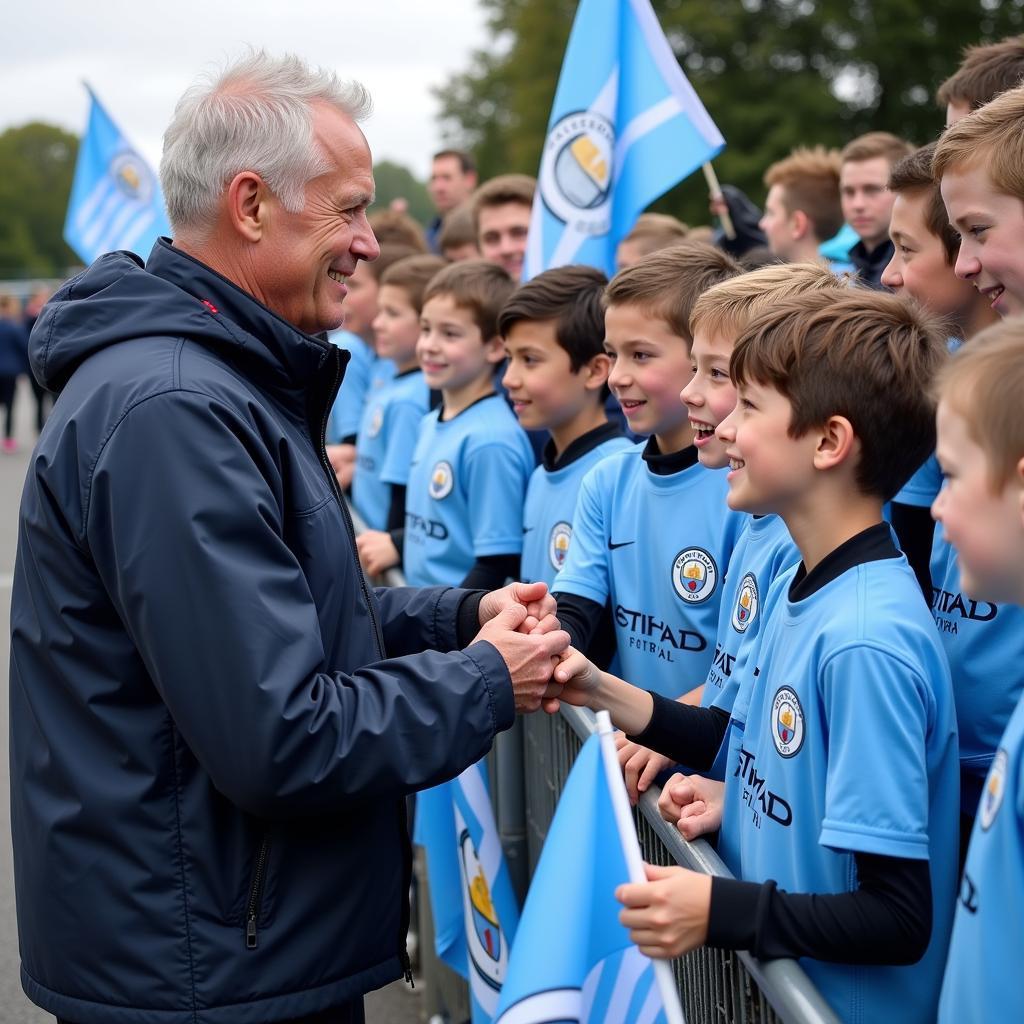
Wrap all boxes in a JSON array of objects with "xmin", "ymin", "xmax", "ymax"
[{"xmin": 0, "ymin": 379, "xmax": 421, "ymax": 1022}]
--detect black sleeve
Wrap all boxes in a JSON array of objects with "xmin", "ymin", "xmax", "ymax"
[
  {"xmin": 386, "ymin": 484, "xmax": 407, "ymax": 533},
  {"xmin": 340, "ymin": 433, "xmax": 357, "ymax": 447},
  {"xmin": 460, "ymin": 553, "xmax": 521, "ymax": 591},
  {"xmin": 707, "ymin": 852, "xmax": 932, "ymax": 965},
  {"xmin": 551, "ymin": 591, "xmax": 605, "ymax": 652},
  {"xmin": 626, "ymin": 692, "xmax": 729, "ymax": 770},
  {"xmin": 889, "ymin": 501, "xmax": 935, "ymax": 600},
  {"xmin": 455, "ymin": 591, "xmax": 487, "ymax": 648}
]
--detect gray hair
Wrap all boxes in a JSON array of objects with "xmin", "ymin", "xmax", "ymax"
[{"xmin": 160, "ymin": 51, "xmax": 372, "ymax": 233}]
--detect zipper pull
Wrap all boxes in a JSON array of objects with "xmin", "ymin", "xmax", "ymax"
[
  {"xmin": 246, "ymin": 916, "xmax": 258, "ymax": 949},
  {"xmin": 401, "ymin": 949, "xmax": 415, "ymax": 988}
]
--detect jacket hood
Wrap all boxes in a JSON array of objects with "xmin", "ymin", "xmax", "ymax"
[{"xmin": 31, "ymin": 238, "xmax": 333, "ymax": 393}]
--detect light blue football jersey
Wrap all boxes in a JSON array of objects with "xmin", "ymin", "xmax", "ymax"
[
  {"xmin": 403, "ymin": 395, "xmax": 535, "ymax": 587},
  {"xmin": 720, "ymin": 553, "xmax": 960, "ymax": 1024},
  {"xmin": 520, "ymin": 425, "xmax": 633, "ymax": 589},
  {"xmin": 352, "ymin": 369, "xmax": 430, "ymax": 531},
  {"xmin": 327, "ymin": 330, "xmax": 395, "ymax": 442},
  {"xmin": 939, "ymin": 692, "xmax": 1024, "ymax": 1022},
  {"xmin": 553, "ymin": 443, "xmax": 746, "ymax": 698}
]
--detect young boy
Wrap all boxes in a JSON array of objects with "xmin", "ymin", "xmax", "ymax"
[
  {"xmin": 936, "ymin": 34, "xmax": 1024, "ymax": 126},
  {"xmin": 933, "ymin": 84, "xmax": 1024, "ymax": 320},
  {"xmin": 552, "ymin": 242, "xmax": 746, "ymax": 698},
  {"xmin": 398, "ymin": 260, "xmax": 534, "ymax": 589},
  {"xmin": 472, "ymin": 174, "xmax": 535, "ymax": 281},
  {"xmin": 555, "ymin": 288, "xmax": 959, "ymax": 1024},
  {"xmin": 351, "ymin": 253, "xmax": 446, "ymax": 536},
  {"xmin": 930, "ymin": 322, "xmax": 1024, "ymax": 1022},
  {"xmin": 615, "ymin": 213, "xmax": 690, "ymax": 270},
  {"xmin": 499, "ymin": 265, "xmax": 632, "ymax": 590}
]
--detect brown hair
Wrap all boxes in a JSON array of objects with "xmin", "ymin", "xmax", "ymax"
[
  {"xmin": 937, "ymin": 318, "xmax": 1024, "ymax": 488},
  {"xmin": 888, "ymin": 143, "xmax": 960, "ymax": 264},
  {"xmin": 361, "ymin": 242, "xmax": 424, "ymax": 283},
  {"xmin": 433, "ymin": 149, "xmax": 477, "ymax": 175},
  {"xmin": 937, "ymin": 35, "xmax": 1024, "ymax": 112},
  {"xmin": 604, "ymin": 241, "xmax": 742, "ymax": 346},
  {"xmin": 422, "ymin": 259, "xmax": 516, "ymax": 340},
  {"xmin": 620, "ymin": 213, "xmax": 690, "ymax": 258},
  {"xmin": 690, "ymin": 262, "xmax": 840, "ymax": 341},
  {"xmin": 763, "ymin": 146, "xmax": 844, "ymax": 242},
  {"xmin": 731, "ymin": 289, "xmax": 948, "ymax": 500},
  {"xmin": 840, "ymin": 131, "xmax": 914, "ymax": 167},
  {"xmin": 368, "ymin": 209, "xmax": 428, "ymax": 252},
  {"xmin": 379, "ymin": 254, "xmax": 448, "ymax": 314},
  {"xmin": 932, "ymin": 85, "xmax": 1024, "ymax": 203},
  {"xmin": 438, "ymin": 201, "xmax": 478, "ymax": 253},
  {"xmin": 471, "ymin": 174, "xmax": 536, "ymax": 233}
]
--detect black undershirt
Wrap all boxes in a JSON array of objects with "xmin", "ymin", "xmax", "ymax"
[
  {"xmin": 889, "ymin": 500, "xmax": 935, "ymax": 600},
  {"xmin": 632, "ymin": 523, "xmax": 934, "ymax": 966}
]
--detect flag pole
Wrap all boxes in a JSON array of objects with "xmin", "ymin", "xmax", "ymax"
[
  {"xmin": 596, "ymin": 711, "xmax": 688, "ymax": 1024},
  {"xmin": 701, "ymin": 162, "xmax": 735, "ymax": 241}
]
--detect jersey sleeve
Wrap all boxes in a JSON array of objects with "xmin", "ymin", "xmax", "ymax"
[
  {"xmin": 551, "ymin": 461, "xmax": 611, "ymax": 605},
  {"xmin": 380, "ymin": 400, "xmax": 426, "ymax": 486},
  {"xmin": 464, "ymin": 440, "xmax": 532, "ymax": 556},
  {"xmin": 327, "ymin": 334, "xmax": 373, "ymax": 442},
  {"xmin": 892, "ymin": 453, "xmax": 943, "ymax": 508},
  {"xmin": 818, "ymin": 644, "xmax": 935, "ymax": 860}
]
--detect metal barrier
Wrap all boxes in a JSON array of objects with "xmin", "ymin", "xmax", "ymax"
[{"xmin": 347, "ymin": 500, "xmax": 839, "ymax": 1024}]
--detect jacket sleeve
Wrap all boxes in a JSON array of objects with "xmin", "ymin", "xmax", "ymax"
[
  {"xmin": 372, "ymin": 584, "xmax": 476, "ymax": 656},
  {"xmin": 85, "ymin": 389, "xmax": 514, "ymax": 819}
]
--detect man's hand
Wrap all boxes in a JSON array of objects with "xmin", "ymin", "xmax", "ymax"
[
  {"xmin": 478, "ymin": 580, "xmax": 559, "ymax": 636},
  {"xmin": 471, "ymin": 603, "xmax": 569, "ymax": 713},
  {"xmin": 615, "ymin": 733, "xmax": 674, "ymax": 806},
  {"xmin": 326, "ymin": 443, "xmax": 356, "ymax": 490},
  {"xmin": 617, "ymin": 864, "xmax": 712, "ymax": 959},
  {"xmin": 658, "ymin": 773, "xmax": 724, "ymax": 841},
  {"xmin": 356, "ymin": 530, "xmax": 400, "ymax": 576}
]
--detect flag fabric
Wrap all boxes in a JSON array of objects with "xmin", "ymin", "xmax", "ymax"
[
  {"xmin": 524, "ymin": 0, "xmax": 724, "ymax": 279},
  {"xmin": 64, "ymin": 87, "xmax": 171, "ymax": 265},
  {"xmin": 494, "ymin": 711, "xmax": 686, "ymax": 1024},
  {"xmin": 416, "ymin": 759, "xmax": 521, "ymax": 1023}
]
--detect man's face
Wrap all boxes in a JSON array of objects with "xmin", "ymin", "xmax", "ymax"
[
  {"xmin": 941, "ymin": 163, "xmax": 1024, "ymax": 319},
  {"xmin": 254, "ymin": 103, "xmax": 379, "ymax": 335},
  {"xmin": 759, "ymin": 184, "xmax": 798, "ymax": 260},
  {"xmin": 429, "ymin": 156, "xmax": 476, "ymax": 214},
  {"xmin": 477, "ymin": 202, "xmax": 531, "ymax": 280},
  {"xmin": 840, "ymin": 156, "xmax": 895, "ymax": 250}
]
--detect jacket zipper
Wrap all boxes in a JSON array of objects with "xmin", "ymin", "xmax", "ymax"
[
  {"xmin": 245, "ymin": 835, "xmax": 271, "ymax": 949},
  {"xmin": 398, "ymin": 798, "xmax": 414, "ymax": 988}
]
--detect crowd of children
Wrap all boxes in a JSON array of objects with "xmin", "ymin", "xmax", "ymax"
[{"xmin": 331, "ymin": 33, "xmax": 1024, "ymax": 1023}]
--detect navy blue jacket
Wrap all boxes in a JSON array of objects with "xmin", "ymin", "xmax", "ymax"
[{"xmin": 9, "ymin": 239, "xmax": 515, "ymax": 1023}]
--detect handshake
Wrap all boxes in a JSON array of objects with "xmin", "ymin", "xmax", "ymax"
[{"xmin": 470, "ymin": 581, "xmax": 573, "ymax": 714}]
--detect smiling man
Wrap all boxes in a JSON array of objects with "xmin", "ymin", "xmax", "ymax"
[{"xmin": 9, "ymin": 51, "xmax": 571, "ymax": 1024}]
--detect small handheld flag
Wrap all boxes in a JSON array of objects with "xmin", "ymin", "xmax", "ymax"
[{"xmin": 63, "ymin": 86, "xmax": 171, "ymax": 265}]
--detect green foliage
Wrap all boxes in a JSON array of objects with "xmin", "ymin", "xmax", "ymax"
[
  {"xmin": 372, "ymin": 160, "xmax": 434, "ymax": 224},
  {"xmin": 436, "ymin": 0, "xmax": 1024, "ymax": 226},
  {"xmin": 0, "ymin": 122, "xmax": 79, "ymax": 277}
]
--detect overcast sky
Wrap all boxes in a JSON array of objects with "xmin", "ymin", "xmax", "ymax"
[{"xmin": 0, "ymin": 0, "xmax": 489, "ymax": 180}]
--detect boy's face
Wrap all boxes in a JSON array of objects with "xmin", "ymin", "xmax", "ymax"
[
  {"xmin": 759, "ymin": 184, "xmax": 799, "ymax": 259},
  {"xmin": 881, "ymin": 191, "xmax": 976, "ymax": 321},
  {"xmin": 372, "ymin": 284, "xmax": 421, "ymax": 368},
  {"xmin": 502, "ymin": 320, "xmax": 601, "ymax": 431},
  {"xmin": 604, "ymin": 303, "xmax": 693, "ymax": 449},
  {"xmin": 941, "ymin": 163, "xmax": 1024, "ymax": 318},
  {"xmin": 840, "ymin": 157, "xmax": 895, "ymax": 250},
  {"xmin": 933, "ymin": 398, "xmax": 1024, "ymax": 604},
  {"xmin": 417, "ymin": 293, "xmax": 500, "ymax": 394},
  {"xmin": 716, "ymin": 380, "xmax": 816, "ymax": 515},
  {"xmin": 339, "ymin": 260, "xmax": 379, "ymax": 339},
  {"xmin": 478, "ymin": 202, "xmax": 531, "ymax": 280},
  {"xmin": 680, "ymin": 327, "xmax": 737, "ymax": 468},
  {"xmin": 442, "ymin": 241, "xmax": 481, "ymax": 262}
]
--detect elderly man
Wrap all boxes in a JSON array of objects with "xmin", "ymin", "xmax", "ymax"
[{"xmin": 9, "ymin": 53, "xmax": 567, "ymax": 1024}]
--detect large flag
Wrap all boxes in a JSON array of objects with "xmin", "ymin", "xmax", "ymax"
[
  {"xmin": 416, "ymin": 760, "xmax": 521, "ymax": 1022},
  {"xmin": 64, "ymin": 86, "xmax": 171, "ymax": 265},
  {"xmin": 524, "ymin": 0, "xmax": 724, "ymax": 279},
  {"xmin": 494, "ymin": 711, "xmax": 685, "ymax": 1024}
]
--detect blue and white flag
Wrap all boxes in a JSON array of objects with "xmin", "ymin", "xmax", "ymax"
[
  {"xmin": 416, "ymin": 760, "xmax": 520, "ymax": 1023},
  {"xmin": 63, "ymin": 86, "xmax": 171, "ymax": 265},
  {"xmin": 525, "ymin": 0, "xmax": 724, "ymax": 279},
  {"xmin": 494, "ymin": 711, "xmax": 685, "ymax": 1024}
]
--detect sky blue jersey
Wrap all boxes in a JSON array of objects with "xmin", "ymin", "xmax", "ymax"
[
  {"xmin": 520, "ymin": 425, "xmax": 633, "ymax": 590},
  {"xmin": 403, "ymin": 395, "xmax": 535, "ymax": 587},
  {"xmin": 352, "ymin": 369, "xmax": 429, "ymax": 531},
  {"xmin": 553, "ymin": 443, "xmax": 745, "ymax": 698},
  {"xmin": 939, "ymin": 691, "xmax": 1024, "ymax": 1022},
  {"xmin": 326, "ymin": 330, "xmax": 395, "ymax": 443},
  {"xmin": 720, "ymin": 554, "xmax": 960, "ymax": 1024}
]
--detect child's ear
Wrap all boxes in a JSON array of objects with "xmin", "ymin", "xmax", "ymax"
[
  {"xmin": 484, "ymin": 334, "xmax": 507, "ymax": 366},
  {"xmin": 790, "ymin": 209, "xmax": 810, "ymax": 242},
  {"xmin": 812, "ymin": 414, "xmax": 858, "ymax": 472},
  {"xmin": 582, "ymin": 352, "xmax": 612, "ymax": 392}
]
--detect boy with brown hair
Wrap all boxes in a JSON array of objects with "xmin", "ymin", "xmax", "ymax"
[
  {"xmin": 555, "ymin": 287, "xmax": 959, "ymax": 1024},
  {"xmin": 839, "ymin": 131, "xmax": 914, "ymax": 287},
  {"xmin": 552, "ymin": 241, "xmax": 746, "ymax": 696},
  {"xmin": 437, "ymin": 201, "xmax": 480, "ymax": 262},
  {"xmin": 937, "ymin": 34, "xmax": 1024, "ymax": 126},
  {"xmin": 472, "ymin": 173, "xmax": 536, "ymax": 281},
  {"xmin": 615, "ymin": 212, "xmax": 690, "ymax": 270}
]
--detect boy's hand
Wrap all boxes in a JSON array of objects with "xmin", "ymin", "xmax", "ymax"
[
  {"xmin": 615, "ymin": 733, "xmax": 674, "ymax": 806},
  {"xmin": 552, "ymin": 646, "xmax": 602, "ymax": 710},
  {"xmin": 327, "ymin": 443, "xmax": 356, "ymax": 490},
  {"xmin": 478, "ymin": 580, "xmax": 559, "ymax": 636},
  {"xmin": 616, "ymin": 864, "xmax": 712, "ymax": 959},
  {"xmin": 658, "ymin": 774, "xmax": 724, "ymax": 841},
  {"xmin": 356, "ymin": 530, "xmax": 400, "ymax": 576}
]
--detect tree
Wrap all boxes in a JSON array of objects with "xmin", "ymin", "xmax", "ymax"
[
  {"xmin": 0, "ymin": 122, "xmax": 79, "ymax": 277},
  {"xmin": 372, "ymin": 160, "xmax": 434, "ymax": 224},
  {"xmin": 435, "ymin": 0, "xmax": 1024, "ymax": 226}
]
